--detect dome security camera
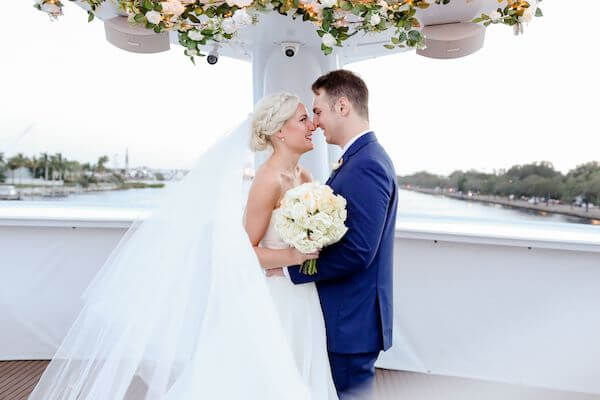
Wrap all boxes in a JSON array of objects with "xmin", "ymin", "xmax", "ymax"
[
  {"xmin": 282, "ymin": 42, "xmax": 300, "ymax": 58},
  {"xmin": 207, "ymin": 51, "xmax": 219, "ymax": 65}
]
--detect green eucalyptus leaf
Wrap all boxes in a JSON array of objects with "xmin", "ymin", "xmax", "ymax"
[{"xmin": 408, "ymin": 30, "xmax": 421, "ymax": 41}]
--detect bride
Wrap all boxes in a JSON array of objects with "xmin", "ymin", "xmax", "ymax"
[
  {"xmin": 28, "ymin": 92, "xmax": 338, "ymax": 400},
  {"xmin": 245, "ymin": 93, "xmax": 338, "ymax": 400}
]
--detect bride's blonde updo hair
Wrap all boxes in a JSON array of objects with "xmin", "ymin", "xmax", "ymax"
[{"xmin": 250, "ymin": 92, "xmax": 300, "ymax": 152}]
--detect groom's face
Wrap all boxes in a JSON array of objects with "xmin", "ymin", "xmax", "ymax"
[{"xmin": 312, "ymin": 90, "xmax": 340, "ymax": 145}]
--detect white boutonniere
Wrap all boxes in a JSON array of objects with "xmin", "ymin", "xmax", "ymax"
[{"xmin": 332, "ymin": 157, "xmax": 343, "ymax": 171}]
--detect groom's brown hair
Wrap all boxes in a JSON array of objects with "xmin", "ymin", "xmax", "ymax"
[{"xmin": 312, "ymin": 69, "xmax": 369, "ymax": 121}]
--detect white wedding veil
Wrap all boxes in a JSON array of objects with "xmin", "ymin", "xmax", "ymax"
[{"xmin": 28, "ymin": 117, "xmax": 311, "ymax": 399}]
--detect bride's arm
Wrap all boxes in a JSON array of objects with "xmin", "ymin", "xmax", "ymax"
[{"xmin": 244, "ymin": 170, "xmax": 318, "ymax": 270}]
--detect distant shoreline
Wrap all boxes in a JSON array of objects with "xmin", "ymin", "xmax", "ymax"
[
  {"xmin": 4, "ymin": 182, "xmax": 165, "ymax": 200},
  {"xmin": 403, "ymin": 187, "xmax": 600, "ymax": 223}
]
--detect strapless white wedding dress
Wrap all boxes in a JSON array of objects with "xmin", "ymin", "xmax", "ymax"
[{"xmin": 260, "ymin": 209, "xmax": 339, "ymax": 400}]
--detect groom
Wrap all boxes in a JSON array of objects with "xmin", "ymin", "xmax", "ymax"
[{"xmin": 284, "ymin": 69, "xmax": 397, "ymax": 399}]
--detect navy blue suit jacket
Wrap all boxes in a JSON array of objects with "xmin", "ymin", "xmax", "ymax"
[{"xmin": 288, "ymin": 132, "xmax": 397, "ymax": 354}]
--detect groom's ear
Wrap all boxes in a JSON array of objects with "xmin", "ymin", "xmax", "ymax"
[{"xmin": 337, "ymin": 96, "xmax": 351, "ymax": 117}]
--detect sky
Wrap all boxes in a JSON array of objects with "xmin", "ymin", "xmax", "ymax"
[{"xmin": 1, "ymin": 1, "xmax": 599, "ymax": 177}]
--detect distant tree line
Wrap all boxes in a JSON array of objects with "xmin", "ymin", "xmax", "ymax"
[
  {"xmin": 397, "ymin": 161, "xmax": 600, "ymax": 205},
  {"xmin": 0, "ymin": 152, "xmax": 119, "ymax": 187}
]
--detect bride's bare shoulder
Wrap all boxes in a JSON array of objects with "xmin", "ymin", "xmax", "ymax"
[
  {"xmin": 254, "ymin": 163, "xmax": 283, "ymax": 186},
  {"xmin": 249, "ymin": 163, "xmax": 283, "ymax": 204}
]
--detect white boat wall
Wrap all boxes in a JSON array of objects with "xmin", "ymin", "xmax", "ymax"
[{"xmin": 1, "ymin": 206, "xmax": 599, "ymax": 395}]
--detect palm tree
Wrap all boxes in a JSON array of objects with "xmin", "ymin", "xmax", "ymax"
[
  {"xmin": 97, "ymin": 155, "xmax": 109, "ymax": 173},
  {"xmin": 48, "ymin": 153, "xmax": 67, "ymax": 181},
  {"xmin": 40, "ymin": 152, "xmax": 49, "ymax": 181},
  {"xmin": 0, "ymin": 153, "xmax": 6, "ymax": 183},
  {"xmin": 27, "ymin": 156, "xmax": 40, "ymax": 179},
  {"xmin": 49, "ymin": 154, "xmax": 60, "ymax": 180},
  {"xmin": 64, "ymin": 160, "xmax": 82, "ymax": 180},
  {"xmin": 56, "ymin": 153, "xmax": 66, "ymax": 181},
  {"xmin": 7, "ymin": 153, "xmax": 29, "ymax": 184}
]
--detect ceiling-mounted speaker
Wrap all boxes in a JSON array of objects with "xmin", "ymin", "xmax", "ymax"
[
  {"xmin": 104, "ymin": 16, "xmax": 170, "ymax": 54},
  {"xmin": 417, "ymin": 22, "xmax": 485, "ymax": 59}
]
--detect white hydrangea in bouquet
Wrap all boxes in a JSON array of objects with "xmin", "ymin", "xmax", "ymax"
[{"xmin": 275, "ymin": 182, "xmax": 348, "ymax": 275}]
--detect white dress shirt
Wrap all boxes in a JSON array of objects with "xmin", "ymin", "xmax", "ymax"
[{"xmin": 281, "ymin": 129, "xmax": 372, "ymax": 280}]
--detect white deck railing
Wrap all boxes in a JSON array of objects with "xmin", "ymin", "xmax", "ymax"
[{"xmin": 1, "ymin": 205, "xmax": 599, "ymax": 395}]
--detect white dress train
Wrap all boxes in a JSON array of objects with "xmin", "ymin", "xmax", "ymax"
[{"xmin": 27, "ymin": 118, "xmax": 335, "ymax": 400}]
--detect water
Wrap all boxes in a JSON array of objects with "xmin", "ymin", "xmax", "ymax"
[
  {"xmin": 395, "ymin": 189, "xmax": 597, "ymax": 226},
  {"xmin": 31, "ymin": 183, "xmax": 175, "ymax": 209},
  {"xmin": 4, "ymin": 185, "xmax": 598, "ymax": 227}
]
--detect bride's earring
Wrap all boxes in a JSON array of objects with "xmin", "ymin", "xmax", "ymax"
[{"xmin": 280, "ymin": 137, "xmax": 285, "ymax": 142}]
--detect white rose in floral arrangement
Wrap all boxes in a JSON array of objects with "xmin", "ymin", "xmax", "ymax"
[
  {"xmin": 333, "ymin": 13, "xmax": 348, "ymax": 28},
  {"xmin": 233, "ymin": 9, "xmax": 252, "ymax": 26},
  {"xmin": 319, "ymin": 0, "xmax": 337, "ymax": 8},
  {"xmin": 521, "ymin": 6, "xmax": 535, "ymax": 23},
  {"xmin": 180, "ymin": 0, "xmax": 196, "ymax": 4},
  {"xmin": 161, "ymin": 0, "xmax": 185, "ymax": 17},
  {"xmin": 321, "ymin": 32, "xmax": 336, "ymax": 48},
  {"xmin": 187, "ymin": 29, "xmax": 203, "ymax": 40},
  {"xmin": 40, "ymin": 2, "xmax": 61, "ymax": 15},
  {"xmin": 288, "ymin": 202, "xmax": 309, "ymax": 222},
  {"xmin": 221, "ymin": 18, "xmax": 238, "ymax": 34},
  {"xmin": 377, "ymin": 0, "xmax": 389, "ymax": 12},
  {"xmin": 369, "ymin": 14, "xmax": 381, "ymax": 26},
  {"xmin": 489, "ymin": 10, "xmax": 502, "ymax": 21},
  {"xmin": 226, "ymin": 0, "xmax": 253, "ymax": 7},
  {"xmin": 197, "ymin": 14, "xmax": 210, "ymax": 24},
  {"xmin": 145, "ymin": 10, "xmax": 162, "ymax": 24}
]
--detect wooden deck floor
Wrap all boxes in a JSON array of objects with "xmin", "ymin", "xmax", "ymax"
[{"xmin": 1, "ymin": 361, "xmax": 598, "ymax": 400}]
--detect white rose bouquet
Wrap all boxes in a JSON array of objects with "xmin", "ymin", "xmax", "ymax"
[{"xmin": 275, "ymin": 182, "xmax": 348, "ymax": 275}]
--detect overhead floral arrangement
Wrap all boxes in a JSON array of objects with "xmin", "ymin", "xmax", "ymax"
[
  {"xmin": 473, "ymin": 0, "xmax": 542, "ymax": 35},
  {"xmin": 34, "ymin": 0, "xmax": 542, "ymax": 62}
]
